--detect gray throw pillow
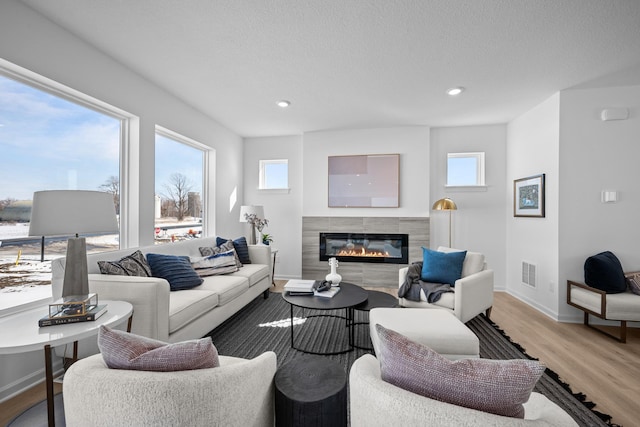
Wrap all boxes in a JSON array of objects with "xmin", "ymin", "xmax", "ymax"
[
  {"xmin": 375, "ymin": 324, "xmax": 545, "ymax": 418},
  {"xmin": 626, "ymin": 273, "xmax": 640, "ymax": 295},
  {"xmin": 190, "ymin": 250, "xmax": 239, "ymax": 277},
  {"xmin": 98, "ymin": 250, "xmax": 152, "ymax": 277},
  {"xmin": 98, "ymin": 325, "xmax": 219, "ymax": 371}
]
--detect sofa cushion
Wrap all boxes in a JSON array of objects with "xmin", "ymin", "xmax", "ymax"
[
  {"xmin": 168, "ymin": 289, "xmax": 219, "ymax": 334},
  {"xmin": 626, "ymin": 273, "xmax": 640, "ymax": 296},
  {"xmin": 584, "ymin": 251, "xmax": 627, "ymax": 294},
  {"xmin": 196, "ymin": 275, "xmax": 249, "ymax": 306},
  {"xmin": 200, "ymin": 240, "xmax": 243, "ymax": 268},
  {"xmin": 97, "ymin": 250, "xmax": 152, "ymax": 277},
  {"xmin": 230, "ymin": 263, "xmax": 270, "ymax": 286},
  {"xmin": 190, "ymin": 250, "xmax": 239, "ymax": 277},
  {"xmin": 421, "ymin": 247, "xmax": 467, "ymax": 286},
  {"xmin": 376, "ymin": 324, "xmax": 544, "ymax": 418},
  {"xmin": 146, "ymin": 253, "xmax": 203, "ymax": 291},
  {"xmin": 98, "ymin": 325, "xmax": 219, "ymax": 371},
  {"xmin": 216, "ymin": 236, "xmax": 251, "ymax": 264}
]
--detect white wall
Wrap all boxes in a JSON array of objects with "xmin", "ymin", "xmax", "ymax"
[
  {"xmin": 430, "ymin": 125, "xmax": 507, "ymax": 289},
  {"xmin": 243, "ymin": 135, "xmax": 303, "ymax": 279},
  {"xmin": 0, "ymin": 0, "xmax": 244, "ymax": 401},
  {"xmin": 303, "ymin": 127, "xmax": 431, "ymax": 217},
  {"xmin": 506, "ymin": 94, "xmax": 560, "ymax": 317},
  {"xmin": 558, "ymin": 85, "xmax": 640, "ymax": 321}
]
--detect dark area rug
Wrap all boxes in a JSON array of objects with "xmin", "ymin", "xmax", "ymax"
[{"xmin": 207, "ymin": 294, "xmax": 617, "ymax": 427}]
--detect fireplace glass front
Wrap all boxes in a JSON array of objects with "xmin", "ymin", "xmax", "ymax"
[{"xmin": 319, "ymin": 232, "xmax": 409, "ymax": 264}]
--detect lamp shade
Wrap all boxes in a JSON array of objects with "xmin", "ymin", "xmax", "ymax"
[
  {"xmin": 29, "ymin": 190, "xmax": 119, "ymax": 237},
  {"xmin": 432, "ymin": 198, "xmax": 457, "ymax": 211},
  {"xmin": 239, "ymin": 205, "xmax": 264, "ymax": 222}
]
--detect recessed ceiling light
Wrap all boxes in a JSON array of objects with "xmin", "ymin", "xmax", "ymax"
[
  {"xmin": 446, "ymin": 87, "xmax": 464, "ymax": 96},
  {"xmin": 277, "ymin": 100, "xmax": 291, "ymax": 108}
]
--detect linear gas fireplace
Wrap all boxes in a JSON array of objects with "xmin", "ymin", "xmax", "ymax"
[{"xmin": 319, "ymin": 232, "xmax": 409, "ymax": 264}]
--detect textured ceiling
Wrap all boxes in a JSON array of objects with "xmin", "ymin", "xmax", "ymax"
[{"xmin": 20, "ymin": 0, "xmax": 640, "ymax": 137}]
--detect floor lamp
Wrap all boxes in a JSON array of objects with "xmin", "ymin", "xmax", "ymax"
[
  {"xmin": 432, "ymin": 198, "xmax": 457, "ymax": 248},
  {"xmin": 239, "ymin": 205, "xmax": 264, "ymax": 245},
  {"xmin": 29, "ymin": 190, "xmax": 119, "ymax": 299}
]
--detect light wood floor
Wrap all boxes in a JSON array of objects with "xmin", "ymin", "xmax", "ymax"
[{"xmin": 1, "ymin": 289, "xmax": 637, "ymax": 426}]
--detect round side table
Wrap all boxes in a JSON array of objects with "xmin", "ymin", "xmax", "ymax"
[
  {"xmin": 275, "ymin": 355, "xmax": 347, "ymax": 427},
  {"xmin": 353, "ymin": 290, "xmax": 398, "ymax": 351}
]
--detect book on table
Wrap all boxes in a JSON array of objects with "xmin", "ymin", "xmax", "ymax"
[
  {"xmin": 314, "ymin": 286, "xmax": 341, "ymax": 298},
  {"xmin": 284, "ymin": 279, "xmax": 316, "ymax": 294},
  {"xmin": 38, "ymin": 304, "xmax": 108, "ymax": 327}
]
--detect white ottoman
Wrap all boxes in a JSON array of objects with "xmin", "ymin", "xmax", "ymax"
[{"xmin": 369, "ymin": 308, "xmax": 480, "ymax": 360}]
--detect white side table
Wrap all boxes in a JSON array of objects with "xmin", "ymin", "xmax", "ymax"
[{"xmin": 0, "ymin": 300, "xmax": 133, "ymax": 427}]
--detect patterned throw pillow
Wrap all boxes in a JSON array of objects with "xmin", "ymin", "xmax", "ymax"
[
  {"xmin": 146, "ymin": 253, "xmax": 203, "ymax": 291},
  {"xmin": 216, "ymin": 236, "xmax": 251, "ymax": 264},
  {"xmin": 199, "ymin": 240, "xmax": 243, "ymax": 268},
  {"xmin": 375, "ymin": 324, "xmax": 545, "ymax": 418},
  {"xmin": 190, "ymin": 250, "xmax": 239, "ymax": 277},
  {"xmin": 98, "ymin": 325, "xmax": 219, "ymax": 371},
  {"xmin": 626, "ymin": 273, "xmax": 640, "ymax": 295},
  {"xmin": 98, "ymin": 250, "xmax": 152, "ymax": 277}
]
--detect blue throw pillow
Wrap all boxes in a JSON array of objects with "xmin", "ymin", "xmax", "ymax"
[
  {"xmin": 146, "ymin": 253, "xmax": 203, "ymax": 291},
  {"xmin": 216, "ymin": 236, "xmax": 251, "ymax": 264},
  {"xmin": 420, "ymin": 248, "xmax": 467, "ymax": 286}
]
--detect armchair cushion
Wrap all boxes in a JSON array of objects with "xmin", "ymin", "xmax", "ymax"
[
  {"xmin": 437, "ymin": 247, "xmax": 485, "ymax": 277},
  {"xmin": 376, "ymin": 324, "xmax": 544, "ymax": 418},
  {"xmin": 421, "ymin": 247, "xmax": 466, "ymax": 286},
  {"xmin": 584, "ymin": 251, "xmax": 627, "ymax": 294},
  {"xmin": 98, "ymin": 325, "xmax": 219, "ymax": 371}
]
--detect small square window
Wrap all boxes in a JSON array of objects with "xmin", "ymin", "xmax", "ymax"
[
  {"xmin": 259, "ymin": 159, "xmax": 288, "ymax": 189},
  {"xmin": 447, "ymin": 152, "xmax": 485, "ymax": 186}
]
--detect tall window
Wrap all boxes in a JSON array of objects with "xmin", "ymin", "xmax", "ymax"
[
  {"xmin": 447, "ymin": 152, "xmax": 485, "ymax": 186},
  {"xmin": 259, "ymin": 159, "xmax": 288, "ymax": 189},
  {"xmin": 0, "ymin": 70, "xmax": 123, "ymax": 310},
  {"xmin": 154, "ymin": 128, "xmax": 206, "ymax": 243}
]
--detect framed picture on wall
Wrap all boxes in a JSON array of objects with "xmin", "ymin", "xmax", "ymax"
[
  {"xmin": 328, "ymin": 154, "xmax": 400, "ymax": 208},
  {"xmin": 514, "ymin": 174, "xmax": 545, "ymax": 217}
]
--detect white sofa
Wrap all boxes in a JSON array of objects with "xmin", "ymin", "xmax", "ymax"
[
  {"xmin": 63, "ymin": 352, "xmax": 277, "ymax": 427},
  {"xmin": 349, "ymin": 354, "xmax": 578, "ymax": 427},
  {"xmin": 398, "ymin": 246, "xmax": 494, "ymax": 323},
  {"xmin": 51, "ymin": 237, "xmax": 272, "ymax": 343}
]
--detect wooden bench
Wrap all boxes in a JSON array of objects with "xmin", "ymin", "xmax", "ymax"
[{"xmin": 567, "ymin": 273, "xmax": 640, "ymax": 343}]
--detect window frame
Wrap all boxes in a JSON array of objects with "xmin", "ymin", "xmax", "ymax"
[
  {"xmin": 446, "ymin": 152, "xmax": 486, "ymax": 187},
  {"xmin": 259, "ymin": 159, "xmax": 289, "ymax": 190}
]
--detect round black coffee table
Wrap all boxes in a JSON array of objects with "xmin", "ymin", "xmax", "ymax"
[
  {"xmin": 282, "ymin": 282, "xmax": 368, "ymax": 355},
  {"xmin": 353, "ymin": 290, "xmax": 398, "ymax": 350}
]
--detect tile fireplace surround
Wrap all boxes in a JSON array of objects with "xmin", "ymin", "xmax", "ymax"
[{"xmin": 302, "ymin": 216, "xmax": 429, "ymax": 288}]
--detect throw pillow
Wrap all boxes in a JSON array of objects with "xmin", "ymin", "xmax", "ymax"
[
  {"xmin": 626, "ymin": 273, "xmax": 640, "ymax": 296},
  {"xmin": 584, "ymin": 251, "xmax": 627, "ymax": 294},
  {"xmin": 190, "ymin": 250, "xmax": 239, "ymax": 277},
  {"xmin": 98, "ymin": 325, "xmax": 219, "ymax": 371},
  {"xmin": 216, "ymin": 236, "xmax": 251, "ymax": 264},
  {"xmin": 420, "ymin": 247, "xmax": 467, "ymax": 286},
  {"xmin": 375, "ymin": 324, "xmax": 544, "ymax": 418},
  {"xmin": 199, "ymin": 240, "xmax": 243, "ymax": 268},
  {"xmin": 97, "ymin": 250, "xmax": 152, "ymax": 277},
  {"xmin": 146, "ymin": 253, "xmax": 203, "ymax": 291}
]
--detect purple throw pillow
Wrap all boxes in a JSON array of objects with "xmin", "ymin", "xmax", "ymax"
[{"xmin": 375, "ymin": 324, "xmax": 545, "ymax": 418}]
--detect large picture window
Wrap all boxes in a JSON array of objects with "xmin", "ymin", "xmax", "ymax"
[
  {"xmin": 0, "ymin": 68, "xmax": 124, "ymax": 311},
  {"xmin": 154, "ymin": 128, "xmax": 207, "ymax": 243}
]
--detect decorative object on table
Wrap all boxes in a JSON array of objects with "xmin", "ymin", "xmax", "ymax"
[
  {"xmin": 29, "ymin": 190, "xmax": 119, "ymax": 296},
  {"xmin": 39, "ymin": 304, "xmax": 108, "ymax": 327},
  {"xmin": 313, "ymin": 284, "xmax": 341, "ymax": 298},
  {"xmin": 514, "ymin": 174, "xmax": 545, "ymax": 218},
  {"xmin": 48, "ymin": 293, "xmax": 98, "ymax": 317},
  {"xmin": 261, "ymin": 233, "xmax": 273, "ymax": 245},
  {"xmin": 284, "ymin": 279, "xmax": 316, "ymax": 294},
  {"xmin": 325, "ymin": 256, "xmax": 342, "ymax": 285},
  {"xmin": 239, "ymin": 205, "xmax": 267, "ymax": 244},
  {"xmin": 431, "ymin": 197, "xmax": 458, "ymax": 247}
]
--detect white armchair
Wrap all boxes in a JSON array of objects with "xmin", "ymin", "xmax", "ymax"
[
  {"xmin": 398, "ymin": 246, "xmax": 494, "ymax": 323},
  {"xmin": 63, "ymin": 352, "xmax": 277, "ymax": 427},
  {"xmin": 349, "ymin": 354, "xmax": 577, "ymax": 427}
]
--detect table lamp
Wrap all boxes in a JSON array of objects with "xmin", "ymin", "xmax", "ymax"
[
  {"xmin": 29, "ymin": 190, "xmax": 119, "ymax": 298},
  {"xmin": 239, "ymin": 205, "xmax": 264, "ymax": 244}
]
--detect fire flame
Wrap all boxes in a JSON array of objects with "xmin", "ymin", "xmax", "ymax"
[{"xmin": 336, "ymin": 247, "xmax": 390, "ymax": 257}]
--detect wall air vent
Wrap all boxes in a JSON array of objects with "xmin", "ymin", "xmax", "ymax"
[{"xmin": 522, "ymin": 261, "xmax": 537, "ymax": 287}]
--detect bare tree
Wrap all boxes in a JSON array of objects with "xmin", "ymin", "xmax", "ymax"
[
  {"xmin": 162, "ymin": 173, "xmax": 193, "ymax": 221},
  {"xmin": 99, "ymin": 176, "xmax": 120, "ymax": 214},
  {"xmin": 0, "ymin": 198, "xmax": 16, "ymax": 211}
]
